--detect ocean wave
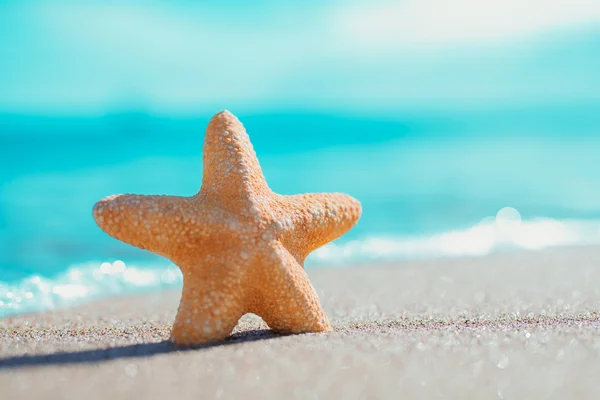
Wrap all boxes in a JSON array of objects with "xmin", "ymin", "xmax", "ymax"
[
  {"xmin": 313, "ymin": 215, "xmax": 600, "ymax": 263},
  {"xmin": 2, "ymin": 216, "xmax": 599, "ymax": 318},
  {"xmin": 0, "ymin": 261, "xmax": 182, "ymax": 318}
]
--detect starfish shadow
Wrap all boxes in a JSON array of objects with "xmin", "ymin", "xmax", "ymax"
[{"xmin": 0, "ymin": 329, "xmax": 286, "ymax": 369}]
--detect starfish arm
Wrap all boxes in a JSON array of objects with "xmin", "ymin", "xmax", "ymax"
[
  {"xmin": 247, "ymin": 244, "xmax": 331, "ymax": 334},
  {"xmin": 200, "ymin": 111, "xmax": 270, "ymax": 209},
  {"xmin": 93, "ymin": 194, "xmax": 201, "ymax": 258},
  {"xmin": 171, "ymin": 267, "xmax": 245, "ymax": 346},
  {"xmin": 276, "ymin": 193, "xmax": 362, "ymax": 261}
]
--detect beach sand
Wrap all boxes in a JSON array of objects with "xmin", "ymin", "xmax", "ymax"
[{"xmin": 2, "ymin": 246, "xmax": 600, "ymax": 399}]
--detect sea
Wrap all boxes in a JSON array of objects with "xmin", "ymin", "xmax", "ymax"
[{"xmin": 1, "ymin": 105, "xmax": 600, "ymax": 317}]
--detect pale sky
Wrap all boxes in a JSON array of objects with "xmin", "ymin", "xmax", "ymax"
[
  {"xmin": 0, "ymin": 0, "xmax": 598, "ymax": 114},
  {"xmin": 334, "ymin": 0, "xmax": 600, "ymax": 47}
]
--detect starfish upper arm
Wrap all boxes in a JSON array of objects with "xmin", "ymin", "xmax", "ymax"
[
  {"xmin": 200, "ymin": 111, "xmax": 270, "ymax": 210},
  {"xmin": 276, "ymin": 193, "xmax": 361, "ymax": 262},
  {"xmin": 93, "ymin": 194, "xmax": 206, "ymax": 258}
]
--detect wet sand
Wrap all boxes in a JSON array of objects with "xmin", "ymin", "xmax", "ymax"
[{"xmin": 2, "ymin": 246, "xmax": 600, "ymax": 399}]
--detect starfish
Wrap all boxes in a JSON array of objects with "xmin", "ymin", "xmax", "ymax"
[{"xmin": 93, "ymin": 110, "xmax": 361, "ymax": 345}]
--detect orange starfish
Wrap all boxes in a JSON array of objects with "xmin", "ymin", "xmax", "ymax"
[{"xmin": 93, "ymin": 110, "xmax": 361, "ymax": 345}]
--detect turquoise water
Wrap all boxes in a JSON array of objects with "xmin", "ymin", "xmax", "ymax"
[{"xmin": 1, "ymin": 107, "xmax": 600, "ymax": 316}]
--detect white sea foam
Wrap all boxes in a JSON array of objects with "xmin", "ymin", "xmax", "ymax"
[
  {"xmin": 0, "ymin": 261, "xmax": 183, "ymax": 318},
  {"xmin": 313, "ymin": 217, "xmax": 600, "ymax": 263},
  {"xmin": 1, "ymin": 217, "xmax": 599, "ymax": 318}
]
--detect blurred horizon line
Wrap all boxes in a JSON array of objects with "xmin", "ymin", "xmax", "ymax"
[{"xmin": 0, "ymin": 99, "xmax": 598, "ymax": 118}]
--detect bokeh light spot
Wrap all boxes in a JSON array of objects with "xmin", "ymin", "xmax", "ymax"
[{"xmin": 496, "ymin": 207, "xmax": 522, "ymax": 233}]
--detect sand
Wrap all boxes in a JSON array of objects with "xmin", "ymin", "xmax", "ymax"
[{"xmin": 2, "ymin": 246, "xmax": 600, "ymax": 399}]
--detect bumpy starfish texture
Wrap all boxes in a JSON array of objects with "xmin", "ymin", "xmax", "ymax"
[{"xmin": 93, "ymin": 110, "xmax": 361, "ymax": 345}]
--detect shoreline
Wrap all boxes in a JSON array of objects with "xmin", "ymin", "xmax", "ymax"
[
  {"xmin": 2, "ymin": 246, "xmax": 600, "ymax": 398},
  {"xmin": 2, "ymin": 243, "xmax": 599, "ymax": 320}
]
